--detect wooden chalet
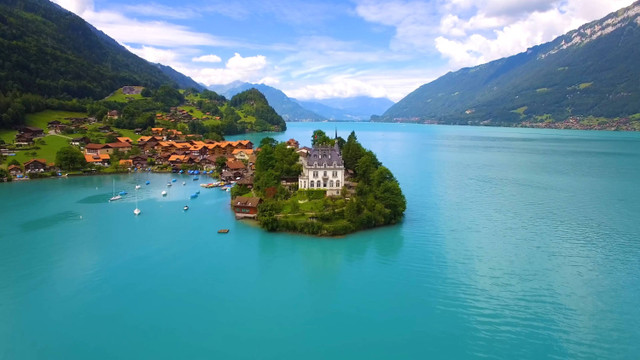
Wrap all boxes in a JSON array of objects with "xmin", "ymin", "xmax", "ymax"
[
  {"xmin": 8, "ymin": 165, "xmax": 22, "ymax": 177},
  {"xmin": 23, "ymin": 159, "xmax": 48, "ymax": 173},
  {"xmin": 231, "ymin": 196, "xmax": 262, "ymax": 219}
]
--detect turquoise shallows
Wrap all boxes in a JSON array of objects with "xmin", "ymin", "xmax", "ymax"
[{"xmin": 1, "ymin": 123, "xmax": 640, "ymax": 359}]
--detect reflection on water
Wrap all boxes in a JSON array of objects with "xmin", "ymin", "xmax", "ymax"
[
  {"xmin": 76, "ymin": 193, "xmax": 112, "ymax": 204},
  {"xmin": 20, "ymin": 210, "xmax": 83, "ymax": 232}
]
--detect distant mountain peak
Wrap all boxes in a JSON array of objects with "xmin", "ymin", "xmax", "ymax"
[{"xmin": 542, "ymin": 2, "xmax": 640, "ymax": 59}]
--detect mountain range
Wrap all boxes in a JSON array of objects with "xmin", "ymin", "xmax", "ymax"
[
  {"xmin": 211, "ymin": 82, "xmax": 394, "ymax": 121},
  {"xmin": 0, "ymin": 0, "xmax": 198, "ymax": 101},
  {"xmin": 378, "ymin": 1, "xmax": 640, "ymax": 125}
]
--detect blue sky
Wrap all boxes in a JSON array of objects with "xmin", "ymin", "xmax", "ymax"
[{"xmin": 52, "ymin": 0, "xmax": 634, "ymax": 101}]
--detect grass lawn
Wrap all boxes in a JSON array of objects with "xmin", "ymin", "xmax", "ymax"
[
  {"xmin": 26, "ymin": 110, "xmax": 87, "ymax": 129},
  {"xmin": 179, "ymin": 105, "xmax": 204, "ymax": 119},
  {"xmin": 0, "ymin": 129, "xmax": 17, "ymax": 144},
  {"xmin": 105, "ymin": 87, "xmax": 146, "ymax": 102},
  {"xmin": 115, "ymin": 128, "xmax": 142, "ymax": 142},
  {"xmin": 11, "ymin": 135, "xmax": 70, "ymax": 164}
]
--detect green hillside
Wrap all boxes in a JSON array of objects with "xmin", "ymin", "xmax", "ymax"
[
  {"xmin": 0, "ymin": 0, "xmax": 205, "ymax": 129},
  {"xmin": 378, "ymin": 1, "xmax": 640, "ymax": 127}
]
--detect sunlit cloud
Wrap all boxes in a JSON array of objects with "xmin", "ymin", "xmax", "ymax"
[{"xmin": 192, "ymin": 54, "xmax": 223, "ymax": 63}]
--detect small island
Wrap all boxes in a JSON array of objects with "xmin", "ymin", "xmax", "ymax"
[{"xmin": 230, "ymin": 130, "xmax": 406, "ymax": 236}]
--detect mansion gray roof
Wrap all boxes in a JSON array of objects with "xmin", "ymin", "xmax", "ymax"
[{"xmin": 306, "ymin": 145, "xmax": 344, "ymax": 167}]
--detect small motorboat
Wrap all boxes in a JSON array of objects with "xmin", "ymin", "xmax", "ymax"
[
  {"xmin": 182, "ymin": 181, "xmax": 186, "ymax": 186},
  {"xmin": 167, "ymin": 182, "xmax": 172, "ymax": 187},
  {"xmin": 161, "ymin": 190, "xmax": 167, "ymax": 196},
  {"xmin": 145, "ymin": 180, "xmax": 150, "ymax": 185},
  {"xmin": 190, "ymin": 193, "xmax": 198, "ymax": 199},
  {"xmin": 172, "ymin": 179, "xmax": 177, "ymax": 182},
  {"xmin": 133, "ymin": 208, "xmax": 141, "ymax": 215},
  {"xmin": 183, "ymin": 205, "xmax": 189, "ymax": 211},
  {"xmin": 218, "ymin": 229, "xmax": 229, "ymax": 234},
  {"xmin": 135, "ymin": 185, "xmax": 141, "ymax": 190},
  {"xmin": 109, "ymin": 195, "xmax": 122, "ymax": 202},
  {"xmin": 119, "ymin": 190, "xmax": 128, "ymax": 196},
  {"xmin": 193, "ymin": 176, "xmax": 199, "ymax": 181}
]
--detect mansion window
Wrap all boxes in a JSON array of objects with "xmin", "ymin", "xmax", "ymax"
[
  {"xmin": 313, "ymin": 171, "xmax": 318, "ymax": 178},
  {"xmin": 316, "ymin": 180, "xmax": 321, "ymax": 187},
  {"xmin": 336, "ymin": 180, "xmax": 340, "ymax": 187},
  {"xmin": 323, "ymin": 171, "xmax": 327, "ymax": 177},
  {"xmin": 332, "ymin": 171, "xmax": 337, "ymax": 177},
  {"xmin": 310, "ymin": 181, "xmax": 314, "ymax": 188},
  {"xmin": 329, "ymin": 180, "xmax": 334, "ymax": 187}
]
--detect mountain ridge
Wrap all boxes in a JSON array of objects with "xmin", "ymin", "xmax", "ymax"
[{"xmin": 378, "ymin": 1, "xmax": 640, "ymax": 129}]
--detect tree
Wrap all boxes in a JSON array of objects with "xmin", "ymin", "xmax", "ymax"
[
  {"xmin": 0, "ymin": 168, "xmax": 11, "ymax": 182},
  {"xmin": 311, "ymin": 129, "xmax": 334, "ymax": 146},
  {"xmin": 259, "ymin": 137, "xmax": 278, "ymax": 148},
  {"xmin": 215, "ymin": 156, "xmax": 227, "ymax": 173},
  {"xmin": 55, "ymin": 146, "xmax": 86, "ymax": 171},
  {"xmin": 8, "ymin": 158, "xmax": 21, "ymax": 167},
  {"xmin": 342, "ymin": 131, "xmax": 365, "ymax": 171}
]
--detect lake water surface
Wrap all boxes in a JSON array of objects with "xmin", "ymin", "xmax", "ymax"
[{"xmin": 1, "ymin": 123, "xmax": 639, "ymax": 359}]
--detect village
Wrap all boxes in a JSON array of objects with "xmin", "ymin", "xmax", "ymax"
[{"xmin": 0, "ymin": 119, "xmax": 353, "ymax": 224}]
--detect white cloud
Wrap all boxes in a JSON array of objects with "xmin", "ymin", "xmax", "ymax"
[
  {"xmin": 53, "ymin": 0, "xmax": 94, "ymax": 15},
  {"xmin": 192, "ymin": 54, "xmax": 223, "ymax": 63},
  {"xmin": 185, "ymin": 53, "xmax": 269, "ymax": 86},
  {"xmin": 356, "ymin": 0, "xmax": 636, "ymax": 70},
  {"xmin": 52, "ymin": 0, "xmax": 234, "ymax": 48},
  {"xmin": 124, "ymin": 45, "xmax": 181, "ymax": 65},
  {"xmin": 122, "ymin": 3, "xmax": 199, "ymax": 19}
]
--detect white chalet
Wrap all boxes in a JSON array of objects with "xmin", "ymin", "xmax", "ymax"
[{"xmin": 298, "ymin": 144, "xmax": 345, "ymax": 196}]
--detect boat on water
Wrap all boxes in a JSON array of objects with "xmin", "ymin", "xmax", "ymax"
[
  {"xmin": 172, "ymin": 179, "xmax": 177, "ymax": 182},
  {"xmin": 119, "ymin": 190, "xmax": 128, "ymax": 196},
  {"xmin": 183, "ymin": 205, "xmax": 189, "ymax": 211},
  {"xmin": 109, "ymin": 179, "xmax": 122, "ymax": 201},
  {"xmin": 161, "ymin": 190, "xmax": 167, "ymax": 196},
  {"xmin": 190, "ymin": 193, "xmax": 198, "ymax": 199},
  {"xmin": 218, "ymin": 229, "xmax": 229, "ymax": 234},
  {"xmin": 134, "ymin": 192, "xmax": 141, "ymax": 215},
  {"xmin": 145, "ymin": 180, "xmax": 150, "ymax": 185},
  {"xmin": 167, "ymin": 182, "xmax": 172, "ymax": 187},
  {"xmin": 135, "ymin": 185, "xmax": 141, "ymax": 190},
  {"xmin": 182, "ymin": 181, "xmax": 186, "ymax": 186},
  {"xmin": 193, "ymin": 176, "xmax": 199, "ymax": 181}
]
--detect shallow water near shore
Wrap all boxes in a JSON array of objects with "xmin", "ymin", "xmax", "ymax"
[{"xmin": 1, "ymin": 122, "xmax": 639, "ymax": 359}]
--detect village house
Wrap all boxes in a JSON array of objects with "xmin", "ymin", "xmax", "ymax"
[
  {"xmin": 20, "ymin": 126, "xmax": 44, "ymax": 138},
  {"xmin": 129, "ymin": 155, "xmax": 148, "ymax": 168},
  {"xmin": 116, "ymin": 137, "xmax": 133, "ymax": 144},
  {"xmin": 8, "ymin": 164, "xmax": 22, "ymax": 177},
  {"xmin": 107, "ymin": 110, "xmax": 119, "ymax": 120},
  {"xmin": 23, "ymin": 159, "xmax": 48, "ymax": 173},
  {"xmin": 84, "ymin": 153, "xmax": 110, "ymax": 166},
  {"xmin": 119, "ymin": 159, "xmax": 133, "ymax": 168},
  {"xmin": 231, "ymin": 196, "xmax": 262, "ymax": 219},
  {"xmin": 232, "ymin": 149, "xmax": 254, "ymax": 161},
  {"xmin": 286, "ymin": 138, "xmax": 299, "ymax": 149},
  {"xmin": 84, "ymin": 142, "xmax": 132, "ymax": 155},
  {"xmin": 298, "ymin": 144, "xmax": 345, "ymax": 196},
  {"xmin": 14, "ymin": 133, "xmax": 35, "ymax": 146},
  {"xmin": 70, "ymin": 136, "xmax": 91, "ymax": 147}
]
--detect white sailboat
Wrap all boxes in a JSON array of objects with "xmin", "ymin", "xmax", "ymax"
[
  {"xmin": 134, "ymin": 192, "xmax": 141, "ymax": 215},
  {"xmin": 109, "ymin": 179, "xmax": 122, "ymax": 201}
]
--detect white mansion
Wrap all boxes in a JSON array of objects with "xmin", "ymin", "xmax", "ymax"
[{"xmin": 298, "ymin": 144, "xmax": 345, "ymax": 196}]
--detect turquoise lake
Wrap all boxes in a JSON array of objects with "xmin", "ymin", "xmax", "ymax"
[{"xmin": 1, "ymin": 122, "xmax": 639, "ymax": 359}]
